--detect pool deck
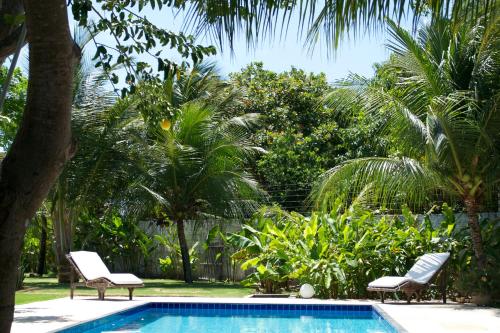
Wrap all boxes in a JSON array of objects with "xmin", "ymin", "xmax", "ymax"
[{"xmin": 12, "ymin": 296, "xmax": 500, "ymax": 333}]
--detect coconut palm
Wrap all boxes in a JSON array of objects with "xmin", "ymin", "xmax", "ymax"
[
  {"xmin": 312, "ymin": 16, "xmax": 500, "ymax": 271},
  {"xmin": 142, "ymin": 102, "xmax": 264, "ymax": 283}
]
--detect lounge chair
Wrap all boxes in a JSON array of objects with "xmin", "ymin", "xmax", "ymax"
[
  {"xmin": 66, "ymin": 251, "xmax": 144, "ymax": 300},
  {"xmin": 367, "ymin": 252, "xmax": 450, "ymax": 303}
]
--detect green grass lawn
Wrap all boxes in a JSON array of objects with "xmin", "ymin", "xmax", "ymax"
[{"xmin": 16, "ymin": 277, "xmax": 253, "ymax": 305}]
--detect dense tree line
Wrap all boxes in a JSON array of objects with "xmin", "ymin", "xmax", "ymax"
[
  {"xmin": 0, "ymin": 0, "xmax": 496, "ymax": 330},
  {"xmin": 3, "ymin": 7, "xmax": 498, "ymax": 299}
]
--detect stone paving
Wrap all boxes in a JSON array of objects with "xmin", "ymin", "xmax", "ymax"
[{"xmin": 377, "ymin": 301, "xmax": 500, "ymax": 333}]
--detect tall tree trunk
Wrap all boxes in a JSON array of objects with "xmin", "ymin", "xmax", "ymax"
[
  {"xmin": 464, "ymin": 197, "xmax": 487, "ymax": 271},
  {"xmin": 37, "ymin": 215, "xmax": 48, "ymax": 276},
  {"xmin": 0, "ymin": 0, "xmax": 78, "ymax": 331},
  {"xmin": 52, "ymin": 182, "xmax": 73, "ymax": 283},
  {"xmin": 176, "ymin": 219, "xmax": 193, "ymax": 283}
]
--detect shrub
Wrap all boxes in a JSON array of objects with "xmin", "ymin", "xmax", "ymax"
[
  {"xmin": 74, "ymin": 211, "xmax": 155, "ymax": 274},
  {"xmin": 229, "ymin": 201, "xmax": 473, "ymax": 299}
]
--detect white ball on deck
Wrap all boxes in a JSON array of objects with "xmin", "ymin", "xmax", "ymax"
[{"xmin": 299, "ymin": 284, "xmax": 315, "ymax": 299}]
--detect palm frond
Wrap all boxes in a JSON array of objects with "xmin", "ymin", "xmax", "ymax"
[
  {"xmin": 181, "ymin": 0, "xmax": 496, "ymax": 54},
  {"xmin": 311, "ymin": 157, "xmax": 446, "ymax": 211},
  {"xmin": 141, "ymin": 185, "xmax": 172, "ymax": 211}
]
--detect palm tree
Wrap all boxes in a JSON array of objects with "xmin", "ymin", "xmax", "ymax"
[
  {"xmin": 312, "ymin": 16, "xmax": 500, "ymax": 271},
  {"xmin": 142, "ymin": 102, "xmax": 264, "ymax": 283}
]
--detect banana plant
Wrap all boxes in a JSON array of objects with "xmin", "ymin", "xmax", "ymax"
[{"xmin": 229, "ymin": 201, "xmax": 462, "ymax": 299}]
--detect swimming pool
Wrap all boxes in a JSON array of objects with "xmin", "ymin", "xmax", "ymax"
[{"xmin": 57, "ymin": 302, "xmax": 400, "ymax": 333}]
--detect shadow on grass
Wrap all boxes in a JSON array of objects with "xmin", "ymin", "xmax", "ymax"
[
  {"xmin": 21, "ymin": 278, "xmax": 249, "ymax": 292},
  {"xmin": 142, "ymin": 281, "xmax": 247, "ymax": 290}
]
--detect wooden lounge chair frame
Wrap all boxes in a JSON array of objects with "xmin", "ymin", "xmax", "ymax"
[
  {"xmin": 367, "ymin": 255, "xmax": 449, "ymax": 304},
  {"xmin": 66, "ymin": 253, "xmax": 144, "ymax": 300}
]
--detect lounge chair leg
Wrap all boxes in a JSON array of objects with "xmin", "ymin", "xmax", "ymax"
[
  {"xmin": 128, "ymin": 288, "xmax": 134, "ymax": 300},
  {"xmin": 405, "ymin": 292, "xmax": 412, "ymax": 303},
  {"xmin": 441, "ymin": 267, "xmax": 447, "ymax": 304},
  {"xmin": 98, "ymin": 287, "xmax": 106, "ymax": 300},
  {"xmin": 69, "ymin": 266, "xmax": 75, "ymax": 299}
]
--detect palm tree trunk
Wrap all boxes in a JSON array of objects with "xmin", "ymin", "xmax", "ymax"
[
  {"xmin": 176, "ymin": 219, "xmax": 193, "ymax": 283},
  {"xmin": 37, "ymin": 215, "xmax": 48, "ymax": 276},
  {"xmin": 52, "ymin": 191, "xmax": 73, "ymax": 283},
  {"xmin": 464, "ymin": 197, "xmax": 487, "ymax": 271},
  {"xmin": 0, "ymin": 0, "xmax": 78, "ymax": 330}
]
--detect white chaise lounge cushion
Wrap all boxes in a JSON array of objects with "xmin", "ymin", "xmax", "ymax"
[
  {"xmin": 69, "ymin": 251, "xmax": 111, "ymax": 281},
  {"xmin": 69, "ymin": 251, "xmax": 143, "ymax": 285},
  {"xmin": 109, "ymin": 273, "xmax": 143, "ymax": 285},
  {"xmin": 404, "ymin": 252, "xmax": 450, "ymax": 284},
  {"xmin": 368, "ymin": 276, "xmax": 410, "ymax": 289},
  {"xmin": 368, "ymin": 252, "xmax": 450, "ymax": 289}
]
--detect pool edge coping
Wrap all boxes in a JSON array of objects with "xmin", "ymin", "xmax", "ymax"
[
  {"xmin": 373, "ymin": 304, "xmax": 409, "ymax": 333},
  {"xmin": 51, "ymin": 299, "xmax": 405, "ymax": 333},
  {"xmin": 46, "ymin": 301, "xmax": 149, "ymax": 333}
]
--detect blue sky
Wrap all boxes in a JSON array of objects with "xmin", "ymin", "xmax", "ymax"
[
  {"xmin": 90, "ymin": 7, "xmax": 413, "ymax": 82},
  {"xmin": 9, "ymin": 7, "xmax": 411, "ymax": 82},
  {"xmin": 10, "ymin": 7, "xmax": 415, "ymax": 83},
  {"xmin": 210, "ymin": 31, "xmax": 391, "ymax": 81}
]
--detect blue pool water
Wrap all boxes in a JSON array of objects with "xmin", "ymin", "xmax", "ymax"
[{"xmin": 58, "ymin": 303, "xmax": 399, "ymax": 333}]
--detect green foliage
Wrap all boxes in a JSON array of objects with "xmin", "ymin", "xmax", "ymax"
[
  {"xmin": 71, "ymin": 0, "xmax": 216, "ymax": 96},
  {"xmin": 256, "ymin": 131, "xmax": 333, "ymax": 211},
  {"xmin": 229, "ymin": 207, "xmax": 296, "ymax": 293},
  {"xmin": 157, "ymin": 231, "xmax": 200, "ymax": 279},
  {"xmin": 312, "ymin": 15, "xmax": 499, "ymax": 277},
  {"xmin": 20, "ymin": 212, "xmax": 56, "ymax": 275},
  {"xmin": 229, "ymin": 63, "xmax": 385, "ymax": 211},
  {"xmin": 451, "ymin": 218, "xmax": 500, "ymax": 297},
  {"xmin": 21, "ymin": 224, "xmax": 41, "ymax": 274},
  {"xmin": 230, "ymin": 63, "xmax": 333, "ymax": 135},
  {"xmin": 0, "ymin": 67, "xmax": 27, "ymax": 150},
  {"xmin": 314, "ymin": 16, "xmax": 500, "ymax": 211},
  {"xmin": 74, "ymin": 211, "xmax": 155, "ymax": 273},
  {"xmin": 134, "ymin": 62, "xmax": 239, "ymax": 133},
  {"xmin": 229, "ymin": 202, "xmax": 478, "ymax": 299},
  {"xmin": 139, "ymin": 87, "xmax": 265, "ymax": 280}
]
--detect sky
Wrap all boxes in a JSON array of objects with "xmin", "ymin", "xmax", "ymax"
[
  {"xmin": 89, "ymin": 6, "xmax": 413, "ymax": 83},
  {"xmin": 209, "ymin": 31, "xmax": 390, "ymax": 81}
]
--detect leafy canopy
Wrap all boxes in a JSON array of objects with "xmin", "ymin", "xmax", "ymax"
[
  {"xmin": 228, "ymin": 63, "xmax": 386, "ymax": 212},
  {"xmin": 0, "ymin": 67, "xmax": 27, "ymax": 150}
]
